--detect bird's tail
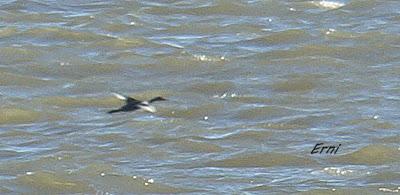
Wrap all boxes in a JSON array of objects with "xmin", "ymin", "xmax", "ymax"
[{"xmin": 108, "ymin": 109, "xmax": 122, "ymax": 114}]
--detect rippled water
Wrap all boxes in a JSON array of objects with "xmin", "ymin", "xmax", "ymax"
[{"xmin": 1, "ymin": 0, "xmax": 400, "ymax": 194}]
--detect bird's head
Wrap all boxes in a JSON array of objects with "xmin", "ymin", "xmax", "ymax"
[{"xmin": 150, "ymin": 96, "xmax": 167, "ymax": 103}]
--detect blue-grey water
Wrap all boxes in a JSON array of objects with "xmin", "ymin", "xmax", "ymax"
[{"xmin": 1, "ymin": 0, "xmax": 400, "ymax": 194}]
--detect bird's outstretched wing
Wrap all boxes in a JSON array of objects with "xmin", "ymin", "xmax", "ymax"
[
  {"xmin": 111, "ymin": 93, "xmax": 140, "ymax": 103},
  {"xmin": 138, "ymin": 104, "xmax": 156, "ymax": 113},
  {"xmin": 112, "ymin": 92, "xmax": 127, "ymax": 100}
]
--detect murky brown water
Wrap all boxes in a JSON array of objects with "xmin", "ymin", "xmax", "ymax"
[{"xmin": 1, "ymin": 0, "xmax": 400, "ymax": 194}]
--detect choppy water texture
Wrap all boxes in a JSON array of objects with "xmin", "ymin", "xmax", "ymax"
[{"xmin": 1, "ymin": 0, "xmax": 400, "ymax": 194}]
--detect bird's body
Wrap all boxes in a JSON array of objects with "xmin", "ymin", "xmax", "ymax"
[{"xmin": 108, "ymin": 93, "xmax": 166, "ymax": 114}]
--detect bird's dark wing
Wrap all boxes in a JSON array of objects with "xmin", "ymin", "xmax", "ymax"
[
  {"xmin": 108, "ymin": 109, "xmax": 123, "ymax": 114},
  {"xmin": 126, "ymin": 97, "xmax": 141, "ymax": 104},
  {"xmin": 119, "ymin": 103, "xmax": 141, "ymax": 111},
  {"xmin": 108, "ymin": 104, "xmax": 140, "ymax": 114},
  {"xmin": 112, "ymin": 93, "xmax": 140, "ymax": 104}
]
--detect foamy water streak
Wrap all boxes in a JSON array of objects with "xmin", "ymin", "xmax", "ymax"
[{"xmin": 311, "ymin": 0, "xmax": 345, "ymax": 9}]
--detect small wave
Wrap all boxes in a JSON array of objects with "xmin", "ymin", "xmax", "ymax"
[
  {"xmin": 0, "ymin": 71, "xmax": 49, "ymax": 86},
  {"xmin": 204, "ymin": 152, "xmax": 316, "ymax": 168},
  {"xmin": 0, "ymin": 108, "xmax": 41, "ymax": 124},
  {"xmin": 0, "ymin": 47, "xmax": 41, "ymax": 64},
  {"xmin": 34, "ymin": 95, "xmax": 119, "ymax": 108},
  {"xmin": 310, "ymin": 1, "xmax": 345, "ymax": 10},
  {"xmin": 193, "ymin": 54, "xmax": 227, "ymax": 62},
  {"xmin": 320, "ymin": 166, "xmax": 361, "ymax": 176},
  {"xmin": 235, "ymin": 106, "xmax": 296, "ymax": 120},
  {"xmin": 243, "ymin": 29, "xmax": 311, "ymax": 45},
  {"xmin": 163, "ymin": 103, "xmax": 223, "ymax": 119},
  {"xmin": 0, "ymin": 108, "xmax": 64, "ymax": 125},
  {"xmin": 331, "ymin": 144, "xmax": 400, "ymax": 165},
  {"xmin": 173, "ymin": 139, "xmax": 224, "ymax": 153},
  {"xmin": 16, "ymin": 171, "xmax": 94, "ymax": 194},
  {"xmin": 22, "ymin": 27, "xmax": 107, "ymax": 42},
  {"xmin": 272, "ymin": 78, "xmax": 317, "ymax": 93},
  {"xmin": 186, "ymin": 81, "xmax": 236, "ymax": 95},
  {"xmin": 0, "ymin": 27, "xmax": 17, "ymax": 38}
]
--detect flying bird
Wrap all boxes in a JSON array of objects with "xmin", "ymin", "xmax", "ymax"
[{"xmin": 108, "ymin": 93, "xmax": 166, "ymax": 114}]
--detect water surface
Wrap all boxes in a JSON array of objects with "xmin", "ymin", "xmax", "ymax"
[{"xmin": 1, "ymin": 0, "xmax": 400, "ymax": 194}]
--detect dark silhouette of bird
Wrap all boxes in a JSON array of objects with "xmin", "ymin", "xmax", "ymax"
[{"xmin": 108, "ymin": 93, "xmax": 166, "ymax": 114}]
